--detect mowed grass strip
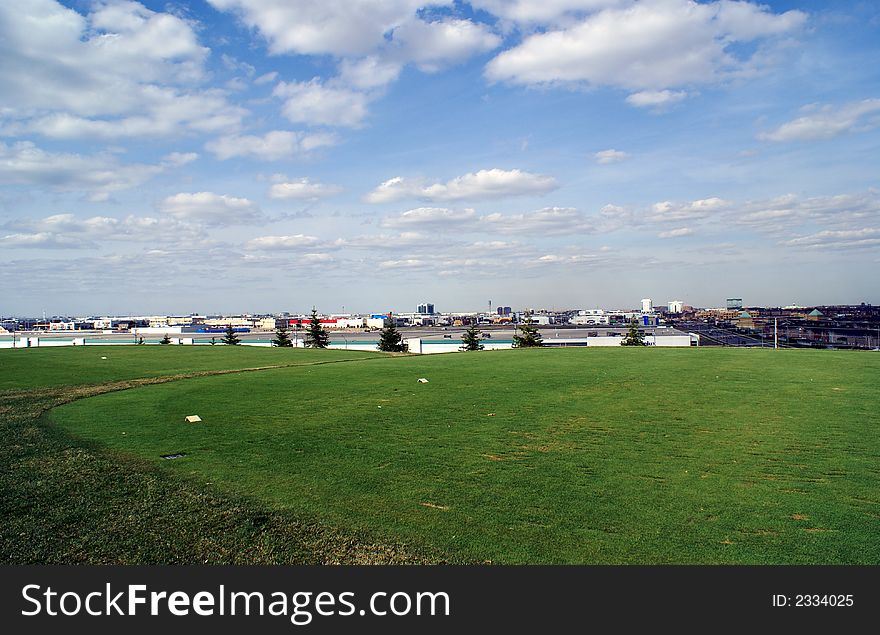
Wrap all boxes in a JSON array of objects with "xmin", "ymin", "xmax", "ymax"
[
  {"xmin": 1, "ymin": 347, "xmax": 447, "ymax": 564},
  {"xmin": 47, "ymin": 347, "xmax": 880, "ymax": 564},
  {"xmin": 0, "ymin": 345, "xmax": 381, "ymax": 391}
]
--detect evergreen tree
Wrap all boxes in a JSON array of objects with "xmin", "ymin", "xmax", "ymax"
[
  {"xmin": 460, "ymin": 323, "xmax": 485, "ymax": 351},
  {"xmin": 377, "ymin": 315, "xmax": 408, "ymax": 352},
  {"xmin": 159, "ymin": 333, "xmax": 172, "ymax": 345},
  {"xmin": 620, "ymin": 320, "xmax": 648, "ymax": 346},
  {"xmin": 304, "ymin": 308, "xmax": 330, "ymax": 349},
  {"xmin": 272, "ymin": 322, "xmax": 293, "ymax": 347},
  {"xmin": 512, "ymin": 311, "xmax": 544, "ymax": 348},
  {"xmin": 222, "ymin": 324, "xmax": 240, "ymax": 345}
]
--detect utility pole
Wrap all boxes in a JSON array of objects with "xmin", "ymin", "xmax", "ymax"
[{"xmin": 774, "ymin": 318, "xmax": 778, "ymax": 350}]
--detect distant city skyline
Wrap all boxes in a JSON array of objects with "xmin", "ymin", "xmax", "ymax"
[{"xmin": 2, "ymin": 1, "xmax": 879, "ymax": 315}]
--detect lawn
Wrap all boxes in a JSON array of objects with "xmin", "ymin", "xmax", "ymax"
[
  {"xmin": 0, "ymin": 345, "xmax": 379, "ymax": 391},
  {"xmin": 35, "ymin": 346, "xmax": 880, "ymax": 564}
]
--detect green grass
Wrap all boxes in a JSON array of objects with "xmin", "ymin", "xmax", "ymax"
[
  {"xmin": 31, "ymin": 346, "xmax": 880, "ymax": 564},
  {"xmin": 0, "ymin": 345, "xmax": 380, "ymax": 391}
]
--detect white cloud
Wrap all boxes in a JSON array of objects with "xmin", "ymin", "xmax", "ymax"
[
  {"xmin": 245, "ymin": 234, "xmax": 323, "ymax": 250},
  {"xmin": 758, "ymin": 99, "xmax": 880, "ymax": 142},
  {"xmin": 381, "ymin": 207, "xmax": 478, "ymax": 229},
  {"xmin": 254, "ymin": 71, "xmax": 279, "ymax": 85},
  {"xmin": 378, "ymin": 258, "xmax": 428, "ymax": 270},
  {"xmin": 658, "ymin": 227, "xmax": 694, "ymax": 238},
  {"xmin": 221, "ymin": 53, "xmax": 255, "ymax": 77},
  {"xmin": 470, "ymin": 1, "xmax": 625, "ymax": 26},
  {"xmin": 366, "ymin": 169, "xmax": 558, "ymax": 203},
  {"xmin": 0, "ymin": 1, "xmax": 246, "ymax": 140},
  {"xmin": 0, "ymin": 141, "xmax": 163, "ymax": 198},
  {"xmin": 625, "ymin": 89, "xmax": 688, "ymax": 108},
  {"xmin": 482, "ymin": 206, "xmax": 593, "ymax": 234},
  {"xmin": 647, "ymin": 197, "xmax": 731, "ymax": 223},
  {"xmin": 337, "ymin": 231, "xmax": 443, "ymax": 250},
  {"xmin": 268, "ymin": 178, "xmax": 342, "ymax": 200},
  {"xmin": 594, "ymin": 149, "xmax": 629, "ymax": 164},
  {"xmin": 533, "ymin": 253, "xmax": 601, "ymax": 265},
  {"xmin": 732, "ymin": 191, "xmax": 880, "ymax": 233},
  {"xmin": 274, "ymin": 80, "xmax": 371, "ymax": 128},
  {"xmin": 205, "ymin": 130, "xmax": 338, "ymax": 160},
  {"xmin": 485, "ymin": 0, "xmax": 805, "ymax": 96},
  {"xmin": 0, "ymin": 232, "xmax": 90, "ymax": 249},
  {"xmin": 390, "ymin": 18, "xmax": 500, "ymax": 72},
  {"xmin": 160, "ymin": 192, "xmax": 262, "ymax": 225},
  {"xmin": 207, "ymin": 0, "xmax": 425, "ymax": 57},
  {"xmin": 337, "ymin": 57, "xmax": 403, "ymax": 91},
  {"xmin": 162, "ymin": 152, "xmax": 199, "ymax": 167},
  {"xmin": 208, "ymin": 0, "xmax": 497, "ymax": 69},
  {"xmin": 1, "ymin": 212, "xmax": 205, "ymax": 249},
  {"xmin": 780, "ymin": 229, "xmax": 880, "ymax": 250}
]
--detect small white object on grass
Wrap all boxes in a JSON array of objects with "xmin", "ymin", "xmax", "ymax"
[
  {"xmin": 185, "ymin": 415, "xmax": 202, "ymax": 423},
  {"xmin": 418, "ymin": 378, "xmax": 429, "ymax": 383},
  {"xmin": 101, "ymin": 356, "xmax": 107, "ymax": 360}
]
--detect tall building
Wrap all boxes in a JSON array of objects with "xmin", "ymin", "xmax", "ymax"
[
  {"xmin": 641, "ymin": 298, "xmax": 653, "ymax": 313},
  {"xmin": 668, "ymin": 300, "xmax": 684, "ymax": 314},
  {"xmin": 417, "ymin": 302, "xmax": 435, "ymax": 315},
  {"xmin": 497, "ymin": 306, "xmax": 512, "ymax": 316}
]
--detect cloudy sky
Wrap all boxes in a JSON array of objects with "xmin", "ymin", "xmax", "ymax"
[{"xmin": 2, "ymin": 0, "xmax": 879, "ymax": 316}]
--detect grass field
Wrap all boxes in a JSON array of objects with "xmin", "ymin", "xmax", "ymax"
[{"xmin": 3, "ymin": 346, "xmax": 879, "ymax": 564}]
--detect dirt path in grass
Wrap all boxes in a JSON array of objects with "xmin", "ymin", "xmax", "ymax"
[{"xmin": 0, "ymin": 359, "xmax": 453, "ymax": 565}]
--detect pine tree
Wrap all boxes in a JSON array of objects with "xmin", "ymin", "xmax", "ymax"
[
  {"xmin": 222, "ymin": 324, "xmax": 240, "ymax": 345},
  {"xmin": 272, "ymin": 322, "xmax": 293, "ymax": 347},
  {"xmin": 159, "ymin": 333, "xmax": 172, "ymax": 345},
  {"xmin": 304, "ymin": 308, "xmax": 330, "ymax": 349},
  {"xmin": 620, "ymin": 320, "xmax": 648, "ymax": 346},
  {"xmin": 512, "ymin": 311, "xmax": 543, "ymax": 348},
  {"xmin": 377, "ymin": 315, "xmax": 408, "ymax": 352},
  {"xmin": 460, "ymin": 323, "xmax": 484, "ymax": 351}
]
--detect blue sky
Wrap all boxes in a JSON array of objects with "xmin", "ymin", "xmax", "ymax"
[{"xmin": 1, "ymin": 0, "xmax": 879, "ymax": 316}]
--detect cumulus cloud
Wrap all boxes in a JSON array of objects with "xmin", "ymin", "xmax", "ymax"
[
  {"xmin": 1, "ymin": 212, "xmax": 205, "ymax": 249},
  {"xmin": 268, "ymin": 178, "xmax": 342, "ymax": 200},
  {"xmin": 658, "ymin": 227, "xmax": 694, "ymax": 238},
  {"xmin": 208, "ymin": 1, "xmax": 502, "ymax": 129},
  {"xmin": 162, "ymin": 152, "xmax": 199, "ymax": 167},
  {"xmin": 337, "ymin": 57, "xmax": 402, "ymax": 91},
  {"xmin": 205, "ymin": 130, "xmax": 338, "ymax": 160},
  {"xmin": 482, "ymin": 206, "xmax": 594, "ymax": 234},
  {"xmin": 647, "ymin": 197, "xmax": 731, "ymax": 223},
  {"xmin": 485, "ymin": 0, "xmax": 806, "ymax": 98},
  {"xmin": 378, "ymin": 258, "xmax": 429, "ymax": 270},
  {"xmin": 594, "ymin": 149, "xmax": 629, "ymax": 164},
  {"xmin": 533, "ymin": 253, "xmax": 601, "ymax": 265},
  {"xmin": 381, "ymin": 207, "xmax": 479, "ymax": 229},
  {"xmin": 244, "ymin": 234, "xmax": 323, "ymax": 250},
  {"xmin": 0, "ymin": 141, "xmax": 164, "ymax": 198},
  {"xmin": 470, "ymin": 0, "xmax": 625, "ymax": 26},
  {"xmin": 0, "ymin": 1, "xmax": 245, "ymax": 139},
  {"xmin": 274, "ymin": 80, "xmax": 372, "ymax": 128},
  {"xmin": 731, "ymin": 191, "xmax": 880, "ymax": 233},
  {"xmin": 366, "ymin": 169, "xmax": 558, "ymax": 203},
  {"xmin": 0, "ymin": 232, "xmax": 91, "ymax": 250},
  {"xmin": 780, "ymin": 228, "xmax": 880, "ymax": 250},
  {"xmin": 254, "ymin": 71, "xmax": 279, "ymax": 85},
  {"xmin": 758, "ymin": 99, "xmax": 880, "ymax": 142},
  {"xmin": 625, "ymin": 89, "xmax": 688, "ymax": 109},
  {"xmin": 208, "ymin": 0, "xmax": 498, "ymax": 66},
  {"xmin": 389, "ymin": 17, "xmax": 500, "ymax": 72},
  {"xmin": 160, "ymin": 192, "xmax": 262, "ymax": 225}
]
